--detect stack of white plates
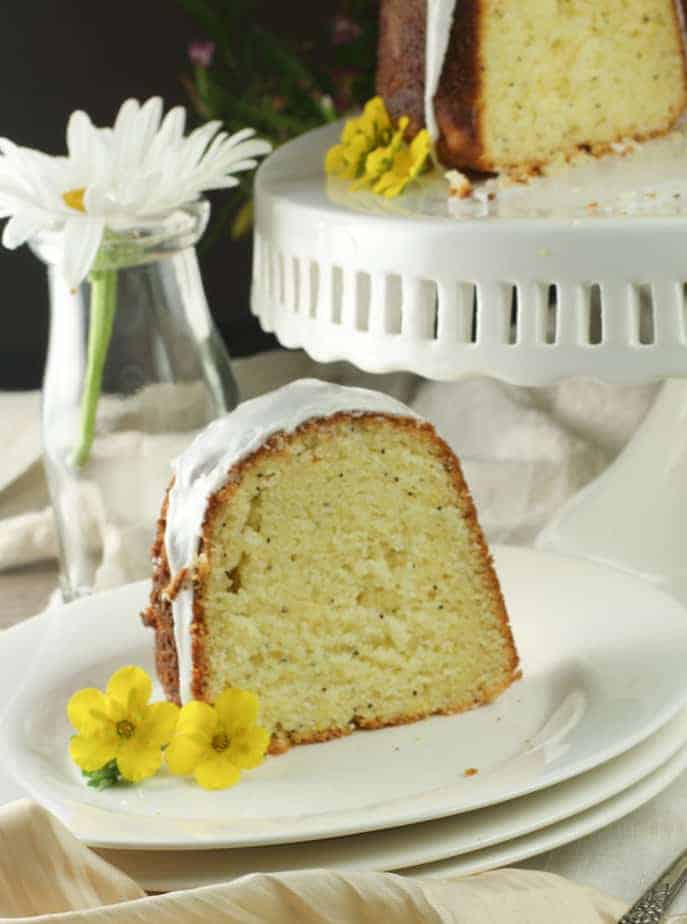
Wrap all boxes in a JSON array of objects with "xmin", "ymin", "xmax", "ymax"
[{"xmin": 2, "ymin": 546, "xmax": 687, "ymax": 893}]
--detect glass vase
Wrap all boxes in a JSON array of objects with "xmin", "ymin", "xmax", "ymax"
[{"xmin": 35, "ymin": 200, "xmax": 238, "ymax": 601}]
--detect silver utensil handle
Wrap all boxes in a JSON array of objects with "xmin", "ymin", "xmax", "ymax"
[{"xmin": 619, "ymin": 849, "xmax": 687, "ymax": 923}]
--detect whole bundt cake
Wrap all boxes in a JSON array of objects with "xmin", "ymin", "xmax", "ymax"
[{"xmin": 377, "ymin": 0, "xmax": 687, "ymax": 175}]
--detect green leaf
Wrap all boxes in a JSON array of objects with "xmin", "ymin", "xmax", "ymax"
[
  {"xmin": 82, "ymin": 759, "xmax": 122, "ymax": 790},
  {"xmin": 230, "ymin": 199, "xmax": 254, "ymax": 239},
  {"xmin": 175, "ymin": 1, "xmax": 379, "ymax": 249}
]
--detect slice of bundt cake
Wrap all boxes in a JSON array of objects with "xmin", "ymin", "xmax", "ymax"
[
  {"xmin": 143, "ymin": 380, "xmax": 519, "ymax": 753},
  {"xmin": 377, "ymin": 0, "xmax": 687, "ymax": 175}
]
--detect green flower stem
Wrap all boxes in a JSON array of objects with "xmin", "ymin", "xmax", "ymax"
[{"xmin": 71, "ymin": 268, "xmax": 118, "ymax": 468}]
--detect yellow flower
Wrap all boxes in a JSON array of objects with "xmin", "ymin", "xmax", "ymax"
[
  {"xmin": 166, "ymin": 688, "xmax": 270, "ymax": 791},
  {"xmin": 353, "ymin": 116, "xmax": 409, "ymax": 190},
  {"xmin": 325, "ymin": 96, "xmax": 433, "ymax": 198},
  {"xmin": 324, "ymin": 96, "xmax": 393, "ymax": 180},
  {"xmin": 372, "ymin": 129, "xmax": 433, "ymax": 198},
  {"xmin": 67, "ymin": 666, "xmax": 179, "ymax": 783}
]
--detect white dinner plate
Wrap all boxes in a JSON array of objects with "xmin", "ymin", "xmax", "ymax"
[
  {"xmin": 3, "ymin": 545, "xmax": 687, "ymax": 850},
  {"xmin": 0, "ymin": 602, "xmax": 684, "ymax": 891},
  {"xmin": 94, "ymin": 710, "xmax": 687, "ymax": 891},
  {"xmin": 406, "ymin": 739, "xmax": 687, "ymax": 880}
]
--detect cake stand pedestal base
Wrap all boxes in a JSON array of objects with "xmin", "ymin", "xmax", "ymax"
[{"xmin": 537, "ymin": 379, "xmax": 687, "ymax": 604}]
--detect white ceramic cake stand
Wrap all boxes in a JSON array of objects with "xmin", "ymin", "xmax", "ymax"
[{"xmin": 252, "ymin": 123, "xmax": 687, "ymax": 603}]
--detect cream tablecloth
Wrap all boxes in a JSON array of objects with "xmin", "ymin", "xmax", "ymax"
[{"xmin": 0, "ymin": 801, "xmax": 632, "ymax": 923}]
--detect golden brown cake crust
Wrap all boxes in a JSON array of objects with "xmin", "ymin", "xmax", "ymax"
[
  {"xmin": 142, "ymin": 412, "xmax": 520, "ymax": 754},
  {"xmin": 141, "ymin": 491, "xmax": 182, "ymax": 704},
  {"xmin": 376, "ymin": 0, "xmax": 486, "ymax": 170}
]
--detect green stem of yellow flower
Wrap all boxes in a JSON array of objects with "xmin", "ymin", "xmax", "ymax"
[{"xmin": 70, "ymin": 269, "xmax": 118, "ymax": 468}]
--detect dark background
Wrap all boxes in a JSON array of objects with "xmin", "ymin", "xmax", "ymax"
[{"xmin": 0, "ymin": 1, "xmax": 307, "ymax": 388}]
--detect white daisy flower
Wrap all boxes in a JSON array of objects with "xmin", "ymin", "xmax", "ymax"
[
  {"xmin": 0, "ymin": 96, "xmax": 271, "ymax": 287},
  {"xmin": 0, "ymin": 97, "xmax": 270, "ymax": 468}
]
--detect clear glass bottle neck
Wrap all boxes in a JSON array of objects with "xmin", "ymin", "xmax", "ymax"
[{"xmin": 30, "ymin": 199, "xmax": 210, "ymax": 272}]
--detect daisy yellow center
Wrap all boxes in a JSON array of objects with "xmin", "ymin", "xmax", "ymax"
[
  {"xmin": 212, "ymin": 732, "xmax": 230, "ymax": 753},
  {"xmin": 62, "ymin": 187, "xmax": 86, "ymax": 212},
  {"xmin": 116, "ymin": 719, "xmax": 135, "ymax": 739}
]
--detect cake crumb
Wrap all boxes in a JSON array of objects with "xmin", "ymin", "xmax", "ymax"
[
  {"xmin": 445, "ymin": 169, "xmax": 473, "ymax": 199},
  {"xmin": 464, "ymin": 767, "xmax": 479, "ymax": 778}
]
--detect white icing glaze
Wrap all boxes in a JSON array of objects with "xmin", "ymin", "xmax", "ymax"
[
  {"xmin": 165, "ymin": 378, "xmax": 420, "ymax": 702},
  {"xmin": 424, "ymin": 0, "xmax": 458, "ymax": 140}
]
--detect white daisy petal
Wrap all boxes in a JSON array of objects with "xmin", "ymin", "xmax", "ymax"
[
  {"xmin": 66, "ymin": 110, "xmax": 95, "ymax": 165},
  {"xmin": 198, "ymin": 176, "xmax": 240, "ymax": 191},
  {"xmin": 148, "ymin": 106, "xmax": 186, "ymax": 164},
  {"xmin": 189, "ymin": 120, "xmax": 223, "ymax": 152},
  {"xmin": 113, "ymin": 97, "xmax": 140, "ymax": 137},
  {"xmin": 0, "ymin": 186, "xmax": 42, "ymax": 216},
  {"xmin": 175, "ymin": 123, "xmax": 223, "ymax": 177},
  {"xmin": 98, "ymin": 127, "xmax": 114, "ymax": 148},
  {"xmin": 61, "ymin": 215, "xmax": 105, "ymax": 288},
  {"xmin": 223, "ymin": 127, "xmax": 257, "ymax": 148},
  {"xmin": 139, "ymin": 96, "xmax": 163, "ymax": 141},
  {"xmin": 229, "ymin": 138, "xmax": 273, "ymax": 160},
  {"xmin": 111, "ymin": 98, "xmax": 141, "ymax": 170},
  {"xmin": 202, "ymin": 131, "xmax": 229, "ymax": 163},
  {"xmin": 83, "ymin": 184, "xmax": 109, "ymax": 216},
  {"xmin": 125, "ymin": 96, "xmax": 163, "ymax": 169},
  {"xmin": 209, "ymin": 139, "xmax": 271, "ymax": 175},
  {"xmin": 0, "ymin": 169, "xmax": 35, "ymax": 198},
  {"xmin": 2, "ymin": 207, "xmax": 52, "ymax": 249},
  {"xmin": 225, "ymin": 157, "xmax": 260, "ymax": 172}
]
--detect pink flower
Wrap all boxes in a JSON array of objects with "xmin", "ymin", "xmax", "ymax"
[
  {"xmin": 189, "ymin": 40, "xmax": 215, "ymax": 69},
  {"xmin": 332, "ymin": 14, "xmax": 362, "ymax": 46}
]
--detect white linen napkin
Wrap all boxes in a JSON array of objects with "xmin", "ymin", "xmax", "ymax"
[
  {"xmin": 0, "ymin": 800, "xmax": 638, "ymax": 922},
  {"xmin": 0, "ymin": 349, "xmax": 658, "ymax": 589}
]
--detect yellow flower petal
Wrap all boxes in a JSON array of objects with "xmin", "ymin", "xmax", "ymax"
[
  {"xmin": 409, "ymin": 138, "xmax": 430, "ymax": 173},
  {"xmin": 67, "ymin": 688, "xmax": 111, "ymax": 734},
  {"xmin": 362, "ymin": 96, "xmax": 392, "ymax": 137},
  {"xmin": 176, "ymin": 700, "xmax": 218, "ymax": 738},
  {"xmin": 324, "ymin": 144, "xmax": 347, "ymax": 176},
  {"xmin": 227, "ymin": 725, "xmax": 270, "ymax": 770},
  {"xmin": 138, "ymin": 701, "xmax": 179, "ymax": 748},
  {"xmin": 165, "ymin": 733, "xmax": 211, "ymax": 776},
  {"xmin": 214, "ymin": 688, "xmax": 259, "ymax": 736},
  {"xmin": 194, "ymin": 754, "xmax": 241, "ymax": 790},
  {"xmin": 105, "ymin": 697, "xmax": 127, "ymax": 724},
  {"xmin": 372, "ymin": 131, "xmax": 433, "ymax": 199},
  {"xmin": 361, "ymin": 125, "xmax": 408, "ymax": 184},
  {"xmin": 117, "ymin": 740, "xmax": 163, "ymax": 783},
  {"xmin": 69, "ymin": 733, "xmax": 118, "ymax": 772},
  {"xmin": 341, "ymin": 114, "xmax": 364, "ymax": 145},
  {"xmin": 106, "ymin": 666, "xmax": 152, "ymax": 716},
  {"xmin": 363, "ymin": 146, "xmax": 393, "ymax": 182},
  {"xmin": 411, "ymin": 129, "xmax": 432, "ymax": 159}
]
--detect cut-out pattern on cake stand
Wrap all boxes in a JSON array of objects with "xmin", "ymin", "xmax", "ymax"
[{"xmin": 252, "ymin": 123, "xmax": 687, "ymax": 605}]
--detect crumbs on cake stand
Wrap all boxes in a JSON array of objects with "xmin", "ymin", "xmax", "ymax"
[
  {"xmin": 463, "ymin": 767, "xmax": 479, "ymax": 778},
  {"xmin": 444, "ymin": 122, "xmax": 687, "ymax": 220}
]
